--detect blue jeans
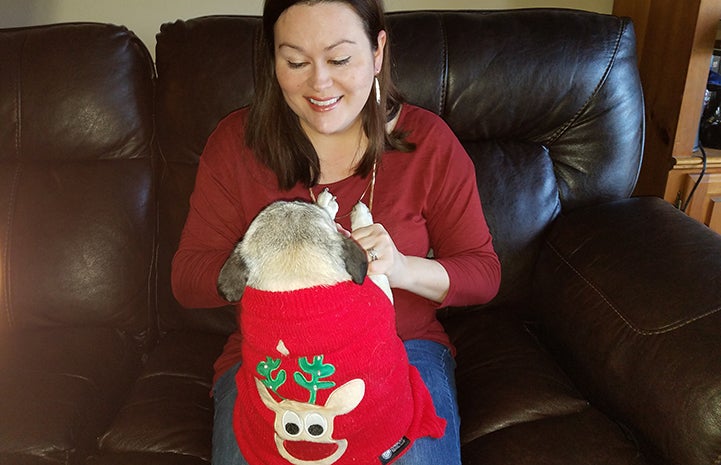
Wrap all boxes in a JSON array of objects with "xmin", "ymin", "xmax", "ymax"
[{"xmin": 211, "ymin": 339, "xmax": 461, "ymax": 465}]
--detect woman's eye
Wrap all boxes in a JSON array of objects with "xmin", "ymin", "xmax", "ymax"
[
  {"xmin": 330, "ymin": 57, "xmax": 351, "ymax": 66},
  {"xmin": 287, "ymin": 60, "xmax": 307, "ymax": 69}
]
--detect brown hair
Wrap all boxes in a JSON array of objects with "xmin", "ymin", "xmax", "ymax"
[{"xmin": 246, "ymin": 0, "xmax": 414, "ymax": 190}]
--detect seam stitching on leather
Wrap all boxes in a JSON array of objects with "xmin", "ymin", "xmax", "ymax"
[
  {"xmin": 546, "ymin": 239, "xmax": 721, "ymax": 336},
  {"xmin": 15, "ymin": 56, "xmax": 21, "ymax": 161},
  {"xmin": 3, "ymin": 168, "xmax": 21, "ymax": 330},
  {"xmin": 547, "ymin": 18, "xmax": 627, "ymax": 146},
  {"xmin": 437, "ymin": 12, "xmax": 448, "ymax": 116},
  {"xmin": 3, "ymin": 36, "xmax": 26, "ymax": 328}
]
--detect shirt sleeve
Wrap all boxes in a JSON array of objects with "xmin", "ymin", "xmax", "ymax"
[
  {"xmin": 171, "ymin": 114, "xmax": 249, "ymax": 309},
  {"xmin": 424, "ymin": 117, "xmax": 501, "ymax": 308}
]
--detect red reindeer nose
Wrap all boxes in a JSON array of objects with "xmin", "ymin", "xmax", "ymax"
[{"xmin": 284, "ymin": 440, "xmax": 339, "ymax": 461}]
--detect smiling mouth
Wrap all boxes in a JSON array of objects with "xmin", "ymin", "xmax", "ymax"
[{"xmin": 308, "ymin": 96, "xmax": 341, "ymax": 108}]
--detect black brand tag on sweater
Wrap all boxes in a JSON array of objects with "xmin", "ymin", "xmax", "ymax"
[{"xmin": 379, "ymin": 436, "xmax": 411, "ymax": 464}]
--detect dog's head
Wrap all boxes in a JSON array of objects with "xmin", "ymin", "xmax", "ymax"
[{"xmin": 217, "ymin": 201, "xmax": 368, "ymax": 302}]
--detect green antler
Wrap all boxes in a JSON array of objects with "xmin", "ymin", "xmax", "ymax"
[
  {"xmin": 294, "ymin": 355, "xmax": 336, "ymax": 404},
  {"xmin": 257, "ymin": 356, "xmax": 287, "ymax": 395}
]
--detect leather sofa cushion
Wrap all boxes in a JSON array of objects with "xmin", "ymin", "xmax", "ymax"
[
  {"xmin": 0, "ymin": 23, "xmax": 155, "ymax": 339},
  {"xmin": 96, "ymin": 332, "xmax": 225, "ymax": 463},
  {"xmin": 87, "ymin": 453, "xmax": 207, "ymax": 465},
  {"xmin": 447, "ymin": 311, "xmax": 645, "ymax": 463},
  {"xmin": 0, "ymin": 23, "xmax": 156, "ymax": 465},
  {"xmin": 0, "ymin": 328, "xmax": 140, "ymax": 463},
  {"xmin": 462, "ymin": 408, "xmax": 641, "ymax": 462},
  {"xmin": 1, "ymin": 160, "xmax": 154, "ymax": 333},
  {"xmin": 0, "ymin": 24, "xmax": 153, "ymax": 162},
  {"xmin": 535, "ymin": 198, "xmax": 721, "ymax": 464}
]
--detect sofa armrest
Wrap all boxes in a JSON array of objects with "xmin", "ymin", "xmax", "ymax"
[{"xmin": 533, "ymin": 197, "xmax": 721, "ymax": 465}]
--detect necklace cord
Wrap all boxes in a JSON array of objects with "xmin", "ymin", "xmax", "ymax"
[{"xmin": 309, "ymin": 160, "xmax": 377, "ymax": 217}]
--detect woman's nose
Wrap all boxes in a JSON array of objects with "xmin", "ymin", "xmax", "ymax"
[{"xmin": 309, "ymin": 64, "xmax": 332, "ymax": 91}]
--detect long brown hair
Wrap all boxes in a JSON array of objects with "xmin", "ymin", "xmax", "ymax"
[{"xmin": 246, "ymin": 0, "xmax": 414, "ymax": 190}]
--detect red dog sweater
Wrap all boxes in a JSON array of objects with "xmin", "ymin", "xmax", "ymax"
[{"xmin": 233, "ymin": 279, "xmax": 446, "ymax": 465}]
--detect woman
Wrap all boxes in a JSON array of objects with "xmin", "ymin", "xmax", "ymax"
[{"xmin": 171, "ymin": 0, "xmax": 501, "ymax": 463}]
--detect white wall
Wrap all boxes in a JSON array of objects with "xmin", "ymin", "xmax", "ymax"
[{"xmin": 0, "ymin": 0, "xmax": 614, "ymax": 59}]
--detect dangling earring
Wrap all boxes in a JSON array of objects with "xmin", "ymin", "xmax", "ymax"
[{"xmin": 374, "ymin": 76, "xmax": 381, "ymax": 105}]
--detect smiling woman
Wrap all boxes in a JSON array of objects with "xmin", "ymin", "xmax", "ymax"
[
  {"xmin": 272, "ymin": 3, "xmax": 384, "ymax": 182},
  {"xmin": 245, "ymin": 0, "xmax": 414, "ymax": 192},
  {"xmin": 171, "ymin": 0, "xmax": 501, "ymax": 464}
]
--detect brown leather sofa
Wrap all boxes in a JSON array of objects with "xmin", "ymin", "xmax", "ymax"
[{"xmin": 2, "ymin": 9, "xmax": 721, "ymax": 465}]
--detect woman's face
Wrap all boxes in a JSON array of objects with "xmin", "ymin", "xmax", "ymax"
[{"xmin": 274, "ymin": 2, "xmax": 385, "ymax": 142}]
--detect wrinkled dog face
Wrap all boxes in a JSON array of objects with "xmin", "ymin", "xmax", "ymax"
[{"xmin": 217, "ymin": 201, "xmax": 368, "ymax": 302}]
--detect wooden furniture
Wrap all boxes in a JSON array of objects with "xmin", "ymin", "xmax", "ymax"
[
  {"xmin": 665, "ymin": 149, "xmax": 721, "ymax": 233},
  {"xmin": 613, "ymin": 0, "xmax": 721, "ymax": 232},
  {"xmin": 613, "ymin": 0, "xmax": 721, "ymax": 233}
]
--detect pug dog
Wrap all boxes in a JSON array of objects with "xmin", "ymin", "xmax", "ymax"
[
  {"xmin": 217, "ymin": 190, "xmax": 392, "ymax": 301},
  {"xmin": 215, "ymin": 193, "xmax": 445, "ymax": 465}
]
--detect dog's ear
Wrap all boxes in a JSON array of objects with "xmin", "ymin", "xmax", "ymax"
[
  {"xmin": 342, "ymin": 237, "xmax": 368, "ymax": 285},
  {"xmin": 217, "ymin": 250, "xmax": 249, "ymax": 303}
]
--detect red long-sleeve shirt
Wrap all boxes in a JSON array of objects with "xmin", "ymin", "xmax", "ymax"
[{"xmin": 171, "ymin": 104, "xmax": 501, "ymax": 382}]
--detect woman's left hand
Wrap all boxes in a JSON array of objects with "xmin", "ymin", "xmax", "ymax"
[
  {"xmin": 350, "ymin": 223, "xmax": 450, "ymax": 303},
  {"xmin": 350, "ymin": 223, "xmax": 407, "ymax": 288}
]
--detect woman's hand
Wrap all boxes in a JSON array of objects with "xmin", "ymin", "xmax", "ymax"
[
  {"xmin": 351, "ymin": 223, "xmax": 450, "ymax": 303},
  {"xmin": 350, "ymin": 223, "xmax": 403, "ymax": 283}
]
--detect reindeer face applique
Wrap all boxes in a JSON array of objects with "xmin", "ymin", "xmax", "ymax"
[
  {"xmin": 255, "ymin": 354, "xmax": 365, "ymax": 465},
  {"xmin": 232, "ymin": 283, "xmax": 446, "ymax": 465}
]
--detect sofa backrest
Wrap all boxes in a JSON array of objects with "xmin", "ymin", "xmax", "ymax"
[
  {"xmin": 154, "ymin": 9, "xmax": 644, "ymax": 332},
  {"xmin": 387, "ymin": 10, "xmax": 644, "ymax": 309},
  {"xmin": 0, "ymin": 24, "xmax": 156, "ymax": 339},
  {"xmin": 155, "ymin": 17, "xmax": 259, "ymax": 334}
]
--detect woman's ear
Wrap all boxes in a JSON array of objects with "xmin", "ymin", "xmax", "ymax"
[{"xmin": 374, "ymin": 30, "xmax": 387, "ymax": 73}]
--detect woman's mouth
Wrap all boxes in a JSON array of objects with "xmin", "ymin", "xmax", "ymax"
[{"xmin": 308, "ymin": 96, "xmax": 341, "ymax": 111}]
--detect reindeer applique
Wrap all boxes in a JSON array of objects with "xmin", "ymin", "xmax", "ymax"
[
  {"xmin": 233, "ymin": 284, "xmax": 446, "ymax": 465},
  {"xmin": 255, "ymin": 352, "xmax": 365, "ymax": 465}
]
